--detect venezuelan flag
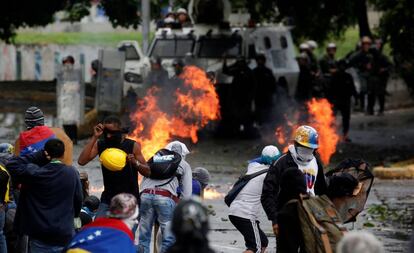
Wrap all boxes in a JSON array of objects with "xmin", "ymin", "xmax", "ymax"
[
  {"xmin": 18, "ymin": 126, "xmax": 55, "ymax": 155},
  {"xmin": 65, "ymin": 218, "xmax": 136, "ymax": 253}
]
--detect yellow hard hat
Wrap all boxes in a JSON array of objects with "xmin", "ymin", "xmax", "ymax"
[{"xmin": 100, "ymin": 148, "xmax": 127, "ymax": 172}]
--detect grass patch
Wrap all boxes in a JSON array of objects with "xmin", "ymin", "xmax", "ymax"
[{"xmin": 14, "ymin": 32, "xmax": 144, "ymax": 46}]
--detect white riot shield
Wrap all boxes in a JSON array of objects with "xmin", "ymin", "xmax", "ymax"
[
  {"xmin": 56, "ymin": 67, "xmax": 85, "ymax": 126},
  {"xmin": 96, "ymin": 50, "xmax": 125, "ymax": 113}
]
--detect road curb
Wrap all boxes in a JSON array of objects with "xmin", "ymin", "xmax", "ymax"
[{"xmin": 373, "ymin": 166, "xmax": 414, "ymax": 179}]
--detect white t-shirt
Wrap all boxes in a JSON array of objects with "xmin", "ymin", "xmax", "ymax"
[
  {"xmin": 288, "ymin": 145, "xmax": 319, "ymax": 196},
  {"xmin": 229, "ymin": 162, "xmax": 269, "ymax": 220}
]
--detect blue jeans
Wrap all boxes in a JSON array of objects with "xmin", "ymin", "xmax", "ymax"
[
  {"xmin": 138, "ymin": 193, "xmax": 176, "ymax": 253},
  {"xmin": 0, "ymin": 207, "xmax": 7, "ymax": 253},
  {"xmin": 29, "ymin": 240, "xmax": 64, "ymax": 253}
]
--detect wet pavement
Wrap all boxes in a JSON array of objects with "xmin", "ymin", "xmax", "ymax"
[{"xmin": 1, "ymin": 107, "xmax": 414, "ymax": 252}]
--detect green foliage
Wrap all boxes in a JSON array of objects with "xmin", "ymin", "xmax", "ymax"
[
  {"xmin": 0, "ymin": 0, "xmax": 67, "ymax": 42},
  {"xmin": 14, "ymin": 32, "xmax": 144, "ymax": 46},
  {"xmin": 370, "ymin": 0, "xmax": 414, "ymax": 92},
  {"xmin": 64, "ymin": 1, "xmax": 91, "ymax": 22}
]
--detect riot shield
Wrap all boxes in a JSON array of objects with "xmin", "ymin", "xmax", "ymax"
[
  {"xmin": 56, "ymin": 67, "xmax": 85, "ymax": 126},
  {"xmin": 326, "ymin": 159, "xmax": 374, "ymax": 224},
  {"xmin": 96, "ymin": 50, "xmax": 125, "ymax": 113}
]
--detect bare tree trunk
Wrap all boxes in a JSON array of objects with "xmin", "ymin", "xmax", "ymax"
[{"xmin": 356, "ymin": 0, "xmax": 372, "ymax": 38}]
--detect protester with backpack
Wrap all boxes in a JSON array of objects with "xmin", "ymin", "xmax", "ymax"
[
  {"xmin": 227, "ymin": 145, "xmax": 280, "ymax": 253},
  {"xmin": 261, "ymin": 125, "xmax": 327, "ymax": 252},
  {"xmin": 138, "ymin": 141, "xmax": 192, "ymax": 253}
]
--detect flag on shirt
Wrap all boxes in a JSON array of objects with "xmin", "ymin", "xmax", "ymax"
[{"xmin": 65, "ymin": 218, "xmax": 136, "ymax": 253}]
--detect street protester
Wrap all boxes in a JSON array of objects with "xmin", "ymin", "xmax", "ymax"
[
  {"xmin": 253, "ymin": 54, "xmax": 277, "ymax": 126},
  {"xmin": 6, "ymin": 139, "xmax": 83, "ymax": 253},
  {"xmin": 138, "ymin": 141, "xmax": 192, "ymax": 253},
  {"xmin": 167, "ymin": 198, "xmax": 214, "ymax": 253},
  {"xmin": 15, "ymin": 106, "xmax": 73, "ymax": 166},
  {"xmin": 328, "ymin": 60, "xmax": 358, "ymax": 142},
  {"xmin": 192, "ymin": 167, "xmax": 211, "ymax": 196},
  {"xmin": 77, "ymin": 116, "xmax": 150, "ymax": 218},
  {"xmin": 261, "ymin": 125, "xmax": 327, "ymax": 252},
  {"xmin": 228, "ymin": 145, "xmax": 281, "ymax": 253},
  {"xmin": 0, "ymin": 143, "xmax": 13, "ymax": 253},
  {"xmin": 65, "ymin": 193, "xmax": 138, "ymax": 253},
  {"xmin": 79, "ymin": 195, "xmax": 101, "ymax": 227},
  {"xmin": 15, "ymin": 107, "xmax": 55, "ymax": 156}
]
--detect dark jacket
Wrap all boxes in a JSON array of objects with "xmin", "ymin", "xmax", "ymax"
[
  {"xmin": 253, "ymin": 65, "xmax": 277, "ymax": 107},
  {"xmin": 328, "ymin": 70, "xmax": 357, "ymax": 106},
  {"xmin": 0, "ymin": 163, "xmax": 10, "ymax": 204},
  {"xmin": 261, "ymin": 152, "xmax": 327, "ymax": 225},
  {"xmin": 6, "ymin": 151, "xmax": 83, "ymax": 246}
]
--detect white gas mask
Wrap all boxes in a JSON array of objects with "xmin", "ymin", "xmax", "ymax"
[{"xmin": 296, "ymin": 146, "xmax": 315, "ymax": 163}]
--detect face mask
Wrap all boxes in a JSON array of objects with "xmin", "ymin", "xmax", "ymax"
[
  {"xmin": 104, "ymin": 130, "xmax": 123, "ymax": 147},
  {"xmin": 296, "ymin": 146, "xmax": 315, "ymax": 163}
]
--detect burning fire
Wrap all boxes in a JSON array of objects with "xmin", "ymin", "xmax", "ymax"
[
  {"xmin": 129, "ymin": 66, "xmax": 220, "ymax": 159},
  {"xmin": 203, "ymin": 187, "xmax": 224, "ymax": 200},
  {"xmin": 307, "ymin": 98, "xmax": 340, "ymax": 164},
  {"xmin": 274, "ymin": 98, "xmax": 339, "ymax": 164}
]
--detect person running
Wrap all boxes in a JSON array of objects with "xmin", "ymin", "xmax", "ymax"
[
  {"xmin": 6, "ymin": 139, "xmax": 83, "ymax": 253},
  {"xmin": 138, "ymin": 141, "xmax": 192, "ymax": 253},
  {"xmin": 78, "ymin": 116, "xmax": 150, "ymax": 217},
  {"xmin": 229, "ymin": 145, "xmax": 281, "ymax": 253},
  {"xmin": 261, "ymin": 125, "xmax": 327, "ymax": 252}
]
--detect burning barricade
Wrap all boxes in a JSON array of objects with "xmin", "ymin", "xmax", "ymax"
[
  {"xmin": 274, "ymin": 98, "xmax": 340, "ymax": 165},
  {"xmin": 128, "ymin": 65, "xmax": 220, "ymax": 159}
]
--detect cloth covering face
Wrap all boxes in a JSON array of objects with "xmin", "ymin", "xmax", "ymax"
[{"xmin": 288, "ymin": 145, "xmax": 318, "ymax": 196}]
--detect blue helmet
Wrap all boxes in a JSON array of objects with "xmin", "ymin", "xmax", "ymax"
[{"xmin": 294, "ymin": 125, "xmax": 319, "ymax": 149}]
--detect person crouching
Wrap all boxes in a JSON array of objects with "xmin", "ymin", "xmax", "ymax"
[
  {"xmin": 65, "ymin": 193, "xmax": 138, "ymax": 253},
  {"xmin": 229, "ymin": 145, "xmax": 281, "ymax": 253}
]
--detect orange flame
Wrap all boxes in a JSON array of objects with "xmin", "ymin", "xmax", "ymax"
[
  {"xmin": 274, "ymin": 98, "xmax": 339, "ymax": 165},
  {"xmin": 203, "ymin": 187, "xmax": 224, "ymax": 200},
  {"xmin": 128, "ymin": 66, "xmax": 220, "ymax": 159},
  {"xmin": 306, "ymin": 98, "xmax": 340, "ymax": 165}
]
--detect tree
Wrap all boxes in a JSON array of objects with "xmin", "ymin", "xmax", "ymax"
[
  {"xmin": 0, "ymin": 0, "xmax": 68, "ymax": 42},
  {"xmin": 0, "ymin": 0, "xmax": 165, "ymax": 43},
  {"xmin": 371, "ymin": 0, "xmax": 414, "ymax": 93}
]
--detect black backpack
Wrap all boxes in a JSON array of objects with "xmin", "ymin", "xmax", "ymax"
[
  {"xmin": 224, "ymin": 169, "xmax": 269, "ymax": 207},
  {"xmin": 147, "ymin": 149, "xmax": 182, "ymax": 180}
]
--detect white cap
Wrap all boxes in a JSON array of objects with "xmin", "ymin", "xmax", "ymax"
[
  {"xmin": 262, "ymin": 145, "xmax": 280, "ymax": 158},
  {"xmin": 176, "ymin": 8, "xmax": 187, "ymax": 14},
  {"xmin": 164, "ymin": 17, "xmax": 175, "ymax": 24},
  {"xmin": 327, "ymin": 42, "xmax": 337, "ymax": 49},
  {"xmin": 299, "ymin": 43, "xmax": 310, "ymax": 50},
  {"xmin": 307, "ymin": 40, "xmax": 318, "ymax": 49}
]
